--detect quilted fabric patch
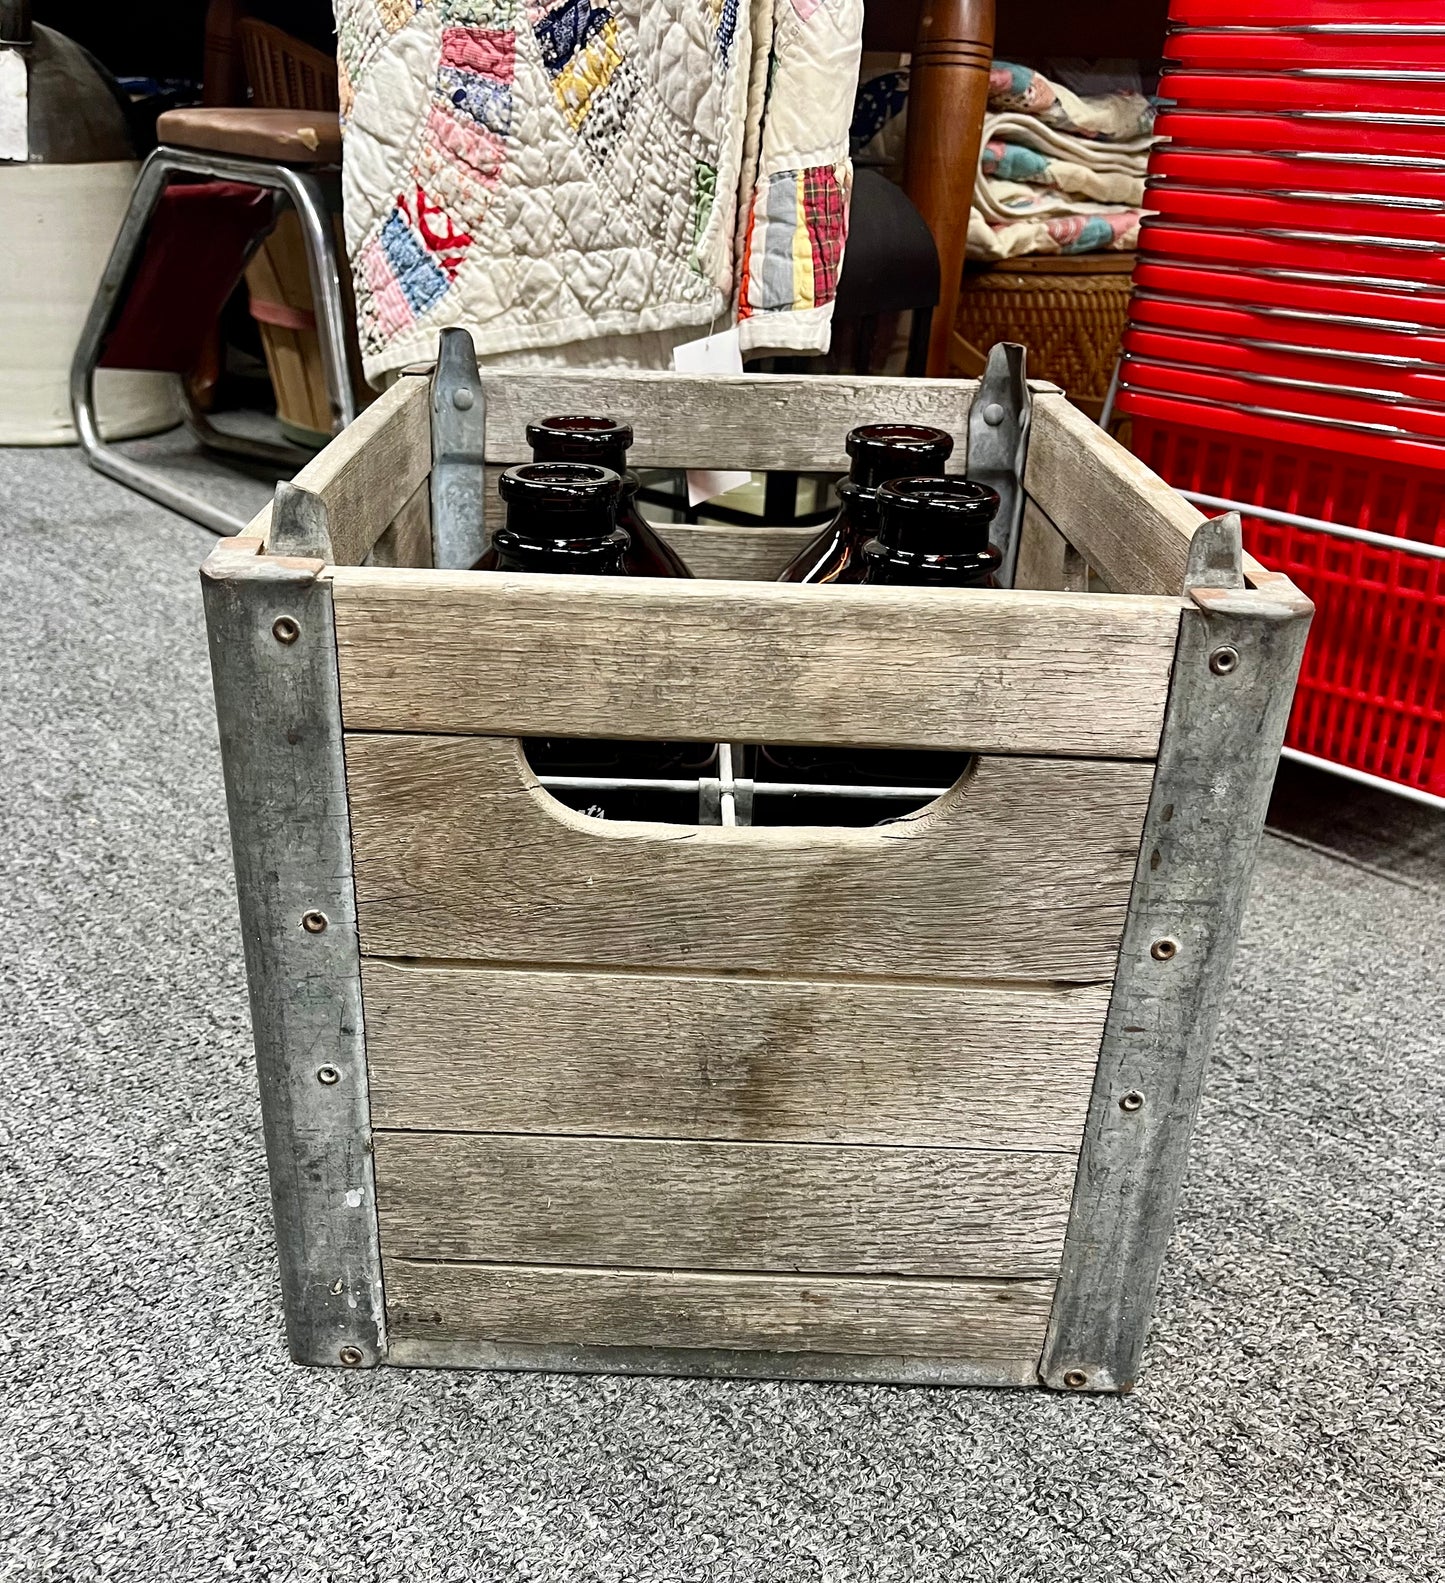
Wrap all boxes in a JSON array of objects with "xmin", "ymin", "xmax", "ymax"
[{"xmin": 340, "ymin": 0, "xmax": 862, "ymax": 377}]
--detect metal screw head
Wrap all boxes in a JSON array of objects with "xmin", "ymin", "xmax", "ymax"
[
  {"xmin": 1151, "ymin": 937, "xmax": 1179, "ymax": 962},
  {"xmin": 338, "ymin": 1345, "xmax": 364, "ymax": 1368},
  {"xmin": 452, "ymin": 387, "xmax": 474, "ymax": 411},
  {"xmin": 982, "ymin": 402, "xmax": 1005, "ymax": 427},
  {"xmin": 317, "ymin": 1065, "xmax": 341, "ymax": 1086},
  {"xmin": 272, "ymin": 615, "xmax": 300, "ymax": 645},
  {"xmin": 1063, "ymin": 1369, "xmax": 1088, "ymax": 1390},
  {"xmin": 301, "ymin": 910, "xmax": 329, "ymax": 934},
  {"xmin": 1209, "ymin": 645, "xmax": 1240, "ymax": 676},
  {"xmin": 1120, "ymin": 1090, "xmax": 1145, "ymax": 1113}
]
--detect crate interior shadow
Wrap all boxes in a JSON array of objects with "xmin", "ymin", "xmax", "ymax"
[{"xmin": 522, "ymin": 737, "xmax": 976, "ymax": 827}]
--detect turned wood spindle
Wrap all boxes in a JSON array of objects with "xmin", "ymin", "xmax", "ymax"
[{"xmin": 902, "ymin": 0, "xmax": 996, "ymax": 377}]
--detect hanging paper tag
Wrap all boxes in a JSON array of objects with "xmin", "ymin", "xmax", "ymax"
[
  {"xmin": 671, "ymin": 325, "xmax": 751, "ymax": 507},
  {"xmin": 0, "ymin": 51, "xmax": 29, "ymax": 163}
]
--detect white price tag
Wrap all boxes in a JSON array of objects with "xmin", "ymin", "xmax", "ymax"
[
  {"xmin": 671, "ymin": 325, "xmax": 751, "ymax": 508},
  {"xmin": 0, "ymin": 51, "xmax": 29, "ymax": 164}
]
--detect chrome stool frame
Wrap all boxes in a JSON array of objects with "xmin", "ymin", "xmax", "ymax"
[{"xmin": 70, "ymin": 143, "xmax": 357, "ymax": 536}]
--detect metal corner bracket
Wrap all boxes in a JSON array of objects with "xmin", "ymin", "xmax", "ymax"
[
  {"xmin": 429, "ymin": 325, "xmax": 488, "ymax": 569},
  {"xmin": 199, "ymin": 544, "xmax": 386, "ymax": 1368},
  {"xmin": 968, "ymin": 341, "xmax": 1033, "ymax": 589},
  {"xmin": 1038, "ymin": 513, "xmax": 1311, "ymax": 1393}
]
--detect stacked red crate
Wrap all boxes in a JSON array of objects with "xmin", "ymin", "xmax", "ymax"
[{"xmin": 1116, "ymin": 1, "xmax": 1445, "ymax": 800}]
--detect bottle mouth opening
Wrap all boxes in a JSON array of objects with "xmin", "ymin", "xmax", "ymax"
[
  {"xmin": 527, "ymin": 416, "xmax": 634, "ymax": 459},
  {"xmin": 877, "ymin": 476, "xmax": 1001, "ymax": 519},
  {"xmin": 538, "ymin": 415, "xmax": 628, "ymax": 435},
  {"xmin": 848, "ymin": 423, "xmax": 954, "ymax": 452},
  {"xmin": 500, "ymin": 461, "xmax": 623, "ymax": 503}
]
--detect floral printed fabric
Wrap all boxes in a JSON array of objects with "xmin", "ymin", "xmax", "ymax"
[
  {"xmin": 850, "ymin": 55, "xmax": 1157, "ymax": 262},
  {"xmin": 334, "ymin": 0, "xmax": 861, "ymax": 381},
  {"xmin": 969, "ymin": 66, "xmax": 1156, "ymax": 261}
]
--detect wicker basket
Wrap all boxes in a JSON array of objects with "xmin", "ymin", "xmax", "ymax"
[
  {"xmin": 949, "ymin": 255, "xmax": 1135, "ymax": 420},
  {"xmin": 238, "ymin": 20, "xmax": 368, "ymax": 448}
]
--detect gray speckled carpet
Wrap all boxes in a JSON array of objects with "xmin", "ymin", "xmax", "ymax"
[{"xmin": 2, "ymin": 438, "xmax": 1442, "ymax": 1582}]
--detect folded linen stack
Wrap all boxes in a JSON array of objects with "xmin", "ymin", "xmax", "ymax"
[{"xmin": 968, "ymin": 62, "xmax": 1157, "ymax": 262}]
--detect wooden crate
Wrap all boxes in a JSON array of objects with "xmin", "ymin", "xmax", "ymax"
[{"xmin": 201, "ymin": 342, "xmax": 1311, "ymax": 1393}]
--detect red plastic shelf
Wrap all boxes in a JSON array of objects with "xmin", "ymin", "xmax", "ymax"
[
  {"xmin": 1165, "ymin": 29, "xmax": 1445, "ymax": 71},
  {"xmin": 1129, "ymin": 416, "xmax": 1445, "ymax": 797},
  {"xmin": 1154, "ymin": 108, "xmax": 1445, "ymax": 162}
]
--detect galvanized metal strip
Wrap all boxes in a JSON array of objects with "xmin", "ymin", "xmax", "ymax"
[
  {"xmin": 268, "ymin": 481, "xmax": 334, "ymax": 561},
  {"xmin": 967, "ymin": 342, "xmax": 1033, "ymax": 588},
  {"xmin": 1039, "ymin": 515, "xmax": 1312, "ymax": 1393},
  {"xmin": 200, "ymin": 546, "xmax": 385, "ymax": 1367},
  {"xmin": 429, "ymin": 325, "xmax": 487, "ymax": 569},
  {"xmin": 384, "ymin": 1337, "xmax": 1041, "ymax": 1389}
]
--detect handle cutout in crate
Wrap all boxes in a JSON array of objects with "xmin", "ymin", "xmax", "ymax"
[
  {"xmin": 344, "ymin": 733, "xmax": 1155, "ymax": 982},
  {"xmin": 524, "ymin": 737, "xmax": 975, "ymax": 828}
]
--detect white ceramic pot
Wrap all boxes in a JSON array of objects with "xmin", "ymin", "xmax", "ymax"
[{"xmin": 0, "ymin": 159, "xmax": 180, "ymax": 445}]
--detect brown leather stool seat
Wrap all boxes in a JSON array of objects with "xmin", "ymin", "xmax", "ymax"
[{"xmin": 155, "ymin": 108, "xmax": 343, "ymax": 166}]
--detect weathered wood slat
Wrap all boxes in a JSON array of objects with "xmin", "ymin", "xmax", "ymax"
[
  {"xmin": 246, "ymin": 377, "xmax": 432, "ymax": 565},
  {"xmin": 1027, "ymin": 395, "xmax": 1270, "ymax": 595},
  {"xmin": 1017, "ymin": 498, "xmax": 1090, "ymax": 593},
  {"xmin": 364, "ymin": 479, "xmax": 432, "ymax": 569},
  {"xmin": 474, "ymin": 475, "xmax": 815, "ymax": 579},
  {"xmin": 329, "ymin": 570, "xmax": 1180, "ymax": 757},
  {"xmin": 345, "ymin": 736, "xmax": 1153, "ymax": 981},
  {"xmin": 364, "ymin": 961, "xmax": 1106, "ymax": 1150},
  {"xmin": 374, "ymin": 1133, "xmax": 1077, "ymax": 1277},
  {"xmin": 383, "ymin": 1336, "xmax": 1042, "ymax": 1386},
  {"xmin": 469, "ymin": 371, "xmax": 981, "ymax": 471},
  {"xmin": 655, "ymin": 523, "xmax": 817, "ymax": 581},
  {"xmin": 385, "ymin": 1259, "xmax": 1056, "ymax": 1359}
]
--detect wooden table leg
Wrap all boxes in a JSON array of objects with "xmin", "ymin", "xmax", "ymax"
[{"xmin": 902, "ymin": 0, "xmax": 996, "ymax": 377}]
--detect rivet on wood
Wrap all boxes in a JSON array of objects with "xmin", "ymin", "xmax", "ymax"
[
  {"xmin": 272, "ymin": 615, "xmax": 300, "ymax": 645},
  {"xmin": 338, "ymin": 1345, "xmax": 364, "ymax": 1367},
  {"xmin": 1151, "ymin": 937, "xmax": 1178, "ymax": 961},
  {"xmin": 1063, "ymin": 1369, "xmax": 1088, "ymax": 1389},
  {"xmin": 1209, "ymin": 645, "xmax": 1239, "ymax": 676},
  {"xmin": 317, "ymin": 1065, "xmax": 341, "ymax": 1086},
  {"xmin": 302, "ymin": 910, "xmax": 329, "ymax": 934},
  {"xmin": 1120, "ymin": 1090, "xmax": 1145, "ymax": 1113}
]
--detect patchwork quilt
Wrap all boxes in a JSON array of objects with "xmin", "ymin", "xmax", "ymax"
[{"xmin": 334, "ymin": 1, "xmax": 862, "ymax": 383}]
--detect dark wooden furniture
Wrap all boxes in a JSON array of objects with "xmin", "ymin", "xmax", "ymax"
[{"xmin": 865, "ymin": 0, "xmax": 1171, "ymax": 374}]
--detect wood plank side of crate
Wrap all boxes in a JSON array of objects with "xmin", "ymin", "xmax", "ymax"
[
  {"xmin": 467, "ymin": 370, "xmax": 990, "ymax": 471},
  {"xmin": 364, "ymin": 479, "xmax": 432, "ymax": 570},
  {"xmin": 374, "ymin": 1133, "xmax": 1076, "ymax": 1278},
  {"xmin": 344, "ymin": 736, "xmax": 1154, "ymax": 982},
  {"xmin": 1016, "ymin": 498, "xmax": 1091, "ymax": 593},
  {"xmin": 382, "ymin": 1337, "xmax": 1042, "ymax": 1387},
  {"xmin": 242, "ymin": 374, "xmax": 431, "ymax": 565},
  {"xmin": 328, "ymin": 570, "xmax": 1182, "ymax": 758},
  {"xmin": 383, "ymin": 1260, "xmax": 1056, "ymax": 1362},
  {"xmin": 654, "ymin": 523, "xmax": 819, "ymax": 582},
  {"xmin": 1027, "ymin": 394, "xmax": 1272, "ymax": 597},
  {"xmin": 362, "ymin": 962, "xmax": 1107, "ymax": 1151}
]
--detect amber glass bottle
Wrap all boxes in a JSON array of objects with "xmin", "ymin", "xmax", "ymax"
[
  {"xmin": 479, "ymin": 461, "xmax": 710, "ymax": 819},
  {"xmin": 757, "ymin": 473, "xmax": 1002, "ymax": 826},
  {"xmin": 476, "ymin": 460, "xmax": 629, "ymax": 574},
  {"xmin": 777, "ymin": 423, "xmax": 954, "ymax": 585},
  {"xmin": 862, "ymin": 476, "xmax": 1002, "ymax": 588},
  {"xmin": 527, "ymin": 414, "xmax": 691, "ymax": 578}
]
